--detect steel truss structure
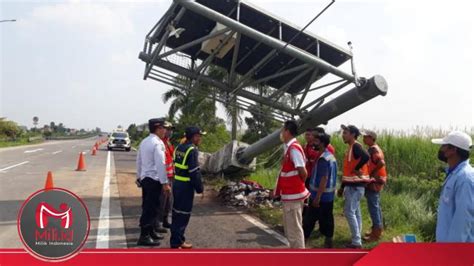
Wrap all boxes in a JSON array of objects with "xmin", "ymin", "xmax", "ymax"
[
  {"xmin": 139, "ymin": 0, "xmax": 388, "ymax": 167},
  {"xmin": 139, "ymin": 0, "xmax": 378, "ymax": 121}
]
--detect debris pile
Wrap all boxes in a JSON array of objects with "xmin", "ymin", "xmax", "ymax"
[{"xmin": 218, "ymin": 180, "xmax": 275, "ymax": 208}]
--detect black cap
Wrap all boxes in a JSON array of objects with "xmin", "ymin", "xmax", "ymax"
[
  {"xmin": 185, "ymin": 126, "xmax": 207, "ymax": 139},
  {"xmin": 341, "ymin": 124, "xmax": 361, "ymax": 138}
]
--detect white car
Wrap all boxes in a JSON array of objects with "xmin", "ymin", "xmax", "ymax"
[{"xmin": 107, "ymin": 132, "xmax": 131, "ymax": 151}]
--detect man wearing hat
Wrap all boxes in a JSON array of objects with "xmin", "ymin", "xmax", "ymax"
[
  {"xmin": 155, "ymin": 120, "xmax": 175, "ymax": 233},
  {"xmin": 170, "ymin": 126, "xmax": 205, "ymax": 249},
  {"xmin": 432, "ymin": 131, "xmax": 474, "ymax": 242},
  {"xmin": 338, "ymin": 124, "xmax": 370, "ymax": 248},
  {"xmin": 361, "ymin": 129, "xmax": 387, "ymax": 242},
  {"xmin": 136, "ymin": 118, "xmax": 172, "ymax": 246}
]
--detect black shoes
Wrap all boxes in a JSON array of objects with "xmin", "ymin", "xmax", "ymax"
[
  {"xmin": 162, "ymin": 219, "xmax": 171, "ymax": 229},
  {"xmin": 137, "ymin": 227, "xmax": 161, "ymax": 246},
  {"xmin": 324, "ymin": 237, "xmax": 333, "ymax": 248},
  {"xmin": 155, "ymin": 226, "xmax": 168, "ymax": 234},
  {"xmin": 150, "ymin": 230, "xmax": 165, "ymax": 240}
]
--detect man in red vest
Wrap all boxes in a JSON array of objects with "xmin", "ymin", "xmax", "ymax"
[
  {"xmin": 156, "ymin": 120, "xmax": 175, "ymax": 233},
  {"xmin": 274, "ymin": 120, "xmax": 309, "ymax": 248},
  {"xmin": 304, "ymin": 128, "xmax": 319, "ymax": 189}
]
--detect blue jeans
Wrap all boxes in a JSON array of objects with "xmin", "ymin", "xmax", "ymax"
[
  {"xmin": 343, "ymin": 186, "xmax": 365, "ymax": 246},
  {"xmin": 365, "ymin": 190, "xmax": 383, "ymax": 229}
]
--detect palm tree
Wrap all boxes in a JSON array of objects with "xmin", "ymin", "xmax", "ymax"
[
  {"xmin": 206, "ymin": 65, "xmax": 243, "ymax": 140},
  {"xmin": 162, "ymin": 87, "xmax": 188, "ymax": 121},
  {"xmin": 162, "ymin": 74, "xmax": 218, "ymax": 127},
  {"xmin": 162, "ymin": 65, "xmax": 241, "ymax": 137}
]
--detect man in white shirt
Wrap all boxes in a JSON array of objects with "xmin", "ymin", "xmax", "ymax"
[
  {"xmin": 274, "ymin": 120, "xmax": 309, "ymax": 248},
  {"xmin": 136, "ymin": 118, "xmax": 172, "ymax": 246}
]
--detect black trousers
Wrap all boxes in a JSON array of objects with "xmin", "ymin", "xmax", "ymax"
[
  {"xmin": 303, "ymin": 200, "xmax": 334, "ymax": 239},
  {"xmin": 139, "ymin": 177, "xmax": 162, "ymax": 228},
  {"xmin": 157, "ymin": 180, "xmax": 173, "ymax": 225}
]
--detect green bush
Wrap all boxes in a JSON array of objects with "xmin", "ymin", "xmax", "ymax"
[
  {"xmin": 381, "ymin": 192, "xmax": 437, "ymax": 242},
  {"xmin": 199, "ymin": 124, "xmax": 231, "ymax": 153},
  {"xmin": 248, "ymin": 168, "xmax": 279, "ymax": 189},
  {"xmin": 0, "ymin": 119, "xmax": 22, "ymax": 139}
]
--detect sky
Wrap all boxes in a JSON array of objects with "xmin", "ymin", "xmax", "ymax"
[{"xmin": 1, "ymin": 0, "xmax": 473, "ymax": 134}]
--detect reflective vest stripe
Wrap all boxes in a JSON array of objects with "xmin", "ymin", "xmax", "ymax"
[
  {"xmin": 175, "ymin": 175, "xmax": 191, "ymax": 182},
  {"xmin": 280, "ymin": 170, "xmax": 299, "ymax": 177},
  {"xmin": 309, "ymin": 185, "xmax": 336, "ymax": 193},
  {"xmin": 174, "ymin": 146, "xmax": 195, "ymax": 170},
  {"xmin": 342, "ymin": 175, "xmax": 370, "ymax": 183},
  {"xmin": 281, "ymin": 190, "xmax": 310, "ymax": 201}
]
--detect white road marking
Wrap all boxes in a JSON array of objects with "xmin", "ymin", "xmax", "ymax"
[
  {"xmin": 0, "ymin": 161, "xmax": 29, "ymax": 172},
  {"xmin": 52, "ymin": 150, "xmax": 62, "ymax": 155},
  {"xmin": 96, "ymin": 151, "xmax": 111, "ymax": 248},
  {"xmin": 24, "ymin": 148, "xmax": 43, "ymax": 154},
  {"xmin": 83, "ymin": 150, "xmax": 90, "ymax": 154},
  {"xmin": 240, "ymin": 213, "xmax": 289, "ymax": 246},
  {"xmin": 72, "ymin": 145, "xmax": 77, "ymax": 148}
]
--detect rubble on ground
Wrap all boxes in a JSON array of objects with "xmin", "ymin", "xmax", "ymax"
[{"xmin": 218, "ymin": 180, "xmax": 277, "ymax": 208}]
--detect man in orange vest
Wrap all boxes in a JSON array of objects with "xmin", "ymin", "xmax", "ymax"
[
  {"xmin": 155, "ymin": 119, "xmax": 175, "ymax": 233},
  {"xmin": 273, "ymin": 120, "xmax": 309, "ymax": 248},
  {"xmin": 338, "ymin": 124, "xmax": 370, "ymax": 248},
  {"xmin": 361, "ymin": 130, "xmax": 387, "ymax": 242}
]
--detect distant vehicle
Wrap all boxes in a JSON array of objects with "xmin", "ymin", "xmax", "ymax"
[{"xmin": 108, "ymin": 131, "xmax": 131, "ymax": 151}]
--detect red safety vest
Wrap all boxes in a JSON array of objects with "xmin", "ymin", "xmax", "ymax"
[
  {"xmin": 163, "ymin": 138, "xmax": 174, "ymax": 179},
  {"xmin": 304, "ymin": 143, "xmax": 319, "ymax": 178},
  {"xmin": 275, "ymin": 140, "xmax": 310, "ymax": 202}
]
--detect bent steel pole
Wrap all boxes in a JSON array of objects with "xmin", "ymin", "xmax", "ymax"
[
  {"xmin": 174, "ymin": 0, "xmax": 355, "ymax": 83},
  {"xmin": 236, "ymin": 75, "xmax": 388, "ymax": 164}
]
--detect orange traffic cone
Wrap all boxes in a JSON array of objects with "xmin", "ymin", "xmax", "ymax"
[
  {"xmin": 76, "ymin": 152, "xmax": 86, "ymax": 171},
  {"xmin": 91, "ymin": 146, "xmax": 97, "ymax": 156},
  {"xmin": 45, "ymin": 171, "xmax": 54, "ymax": 190}
]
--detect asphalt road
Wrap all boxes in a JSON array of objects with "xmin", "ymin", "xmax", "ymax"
[{"xmin": 0, "ymin": 138, "xmax": 286, "ymax": 249}]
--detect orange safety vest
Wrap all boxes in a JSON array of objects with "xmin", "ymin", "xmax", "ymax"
[
  {"xmin": 367, "ymin": 144, "xmax": 387, "ymax": 192},
  {"xmin": 275, "ymin": 140, "xmax": 310, "ymax": 202},
  {"xmin": 342, "ymin": 141, "xmax": 370, "ymax": 183},
  {"xmin": 163, "ymin": 138, "xmax": 175, "ymax": 179}
]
